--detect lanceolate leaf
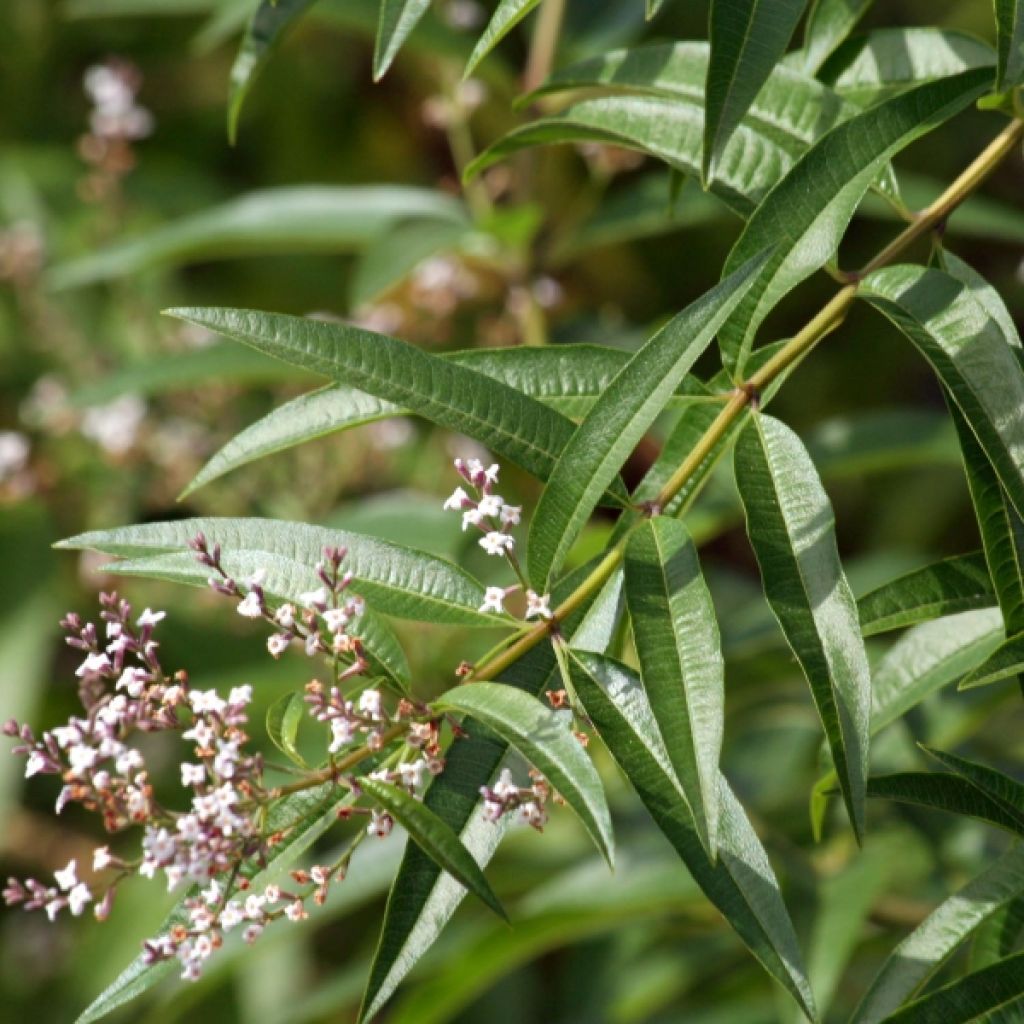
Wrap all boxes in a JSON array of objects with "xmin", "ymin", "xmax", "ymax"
[
  {"xmin": 962, "ymin": 631, "xmax": 1024, "ymax": 689},
  {"xmin": 464, "ymin": 0, "xmax": 541, "ymax": 77},
  {"xmin": 374, "ymin": 0, "xmax": 431, "ymax": 80},
  {"xmin": 527, "ymin": 252, "xmax": 769, "ymax": 590},
  {"xmin": 860, "ymin": 264, "xmax": 1024, "ymax": 521},
  {"xmin": 802, "ymin": 0, "xmax": 874, "ymax": 75},
  {"xmin": 166, "ymin": 308, "xmax": 621, "ymax": 497},
  {"xmin": 433, "ymin": 683, "xmax": 614, "ymax": 866},
  {"xmin": 266, "ymin": 691, "xmax": 308, "ymax": 768},
  {"xmin": 942, "ymin": 251, "xmax": 1022, "ymax": 349},
  {"xmin": 718, "ymin": 69, "xmax": 991, "ymax": 375},
  {"xmin": 58, "ymin": 517, "xmax": 500, "ymax": 629},
  {"xmin": 359, "ymin": 566, "xmax": 624, "ymax": 1023},
  {"xmin": 624, "ymin": 517, "xmax": 724, "ymax": 859},
  {"xmin": 359, "ymin": 778, "xmax": 506, "ymax": 920},
  {"xmin": 851, "ymin": 844, "xmax": 1024, "ymax": 1024},
  {"xmin": 857, "ymin": 553, "xmax": 996, "ymax": 636},
  {"xmin": 879, "ymin": 951, "xmax": 1024, "ymax": 1023},
  {"xmin": 227, "ymin": 0, "xmax": 317, "ymax": 143},
  {"xmin": 922, "ymin": 747, "xmax": 1024, "ymax": 831},
  {"xmin": 995, "ymin": 0, "xmax": 1024, "ymax": 90},
  {"xmin": 566, "ymin": 650, "xmax": 816, "ymax": 1021},
  {"xmin": 735, "ymin": 414, "xmax": 871, "ymax": 840},
  {"xmin": 703, "ymin": 0, "xmax": 808, "ymax": 182}
]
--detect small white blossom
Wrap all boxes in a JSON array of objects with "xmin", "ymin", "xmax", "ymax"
[
  {"xmin": 329, "ymin": 718, "xmax": 355, "ymax": 753},
  {"xmin": 93, "ymin": 847, "xmax": 113, "ymax": 872},
  {"xmin": 299, "ymin": 586, "xmax": 329, "ymax": 610},
  {"xmin": 116, "ymin": 667, "xmax": 147, "ymax": 697},
  {"xmin": 462, "ymin": 507, "xmax": 484, "ymax": 531},
  {"xmin": 267, "ymin": 633, "xmax": 290, "ymax": 658},
  {"xmin": 274, "ymin": 603, "xmax": 296, "ymax": 629},
  {"xmin": 493, "ymin": 769, "xmax": 518, "ymax": 799},
  {"xmin": 479, "ymin": 586, "xmax": 506, "ymax": 614},
  {"xmin": 180, "ymin": 763, "xmax": 205, "ymax": 788},
  {"xmin": 359, "ymin": 689, "xmax": 383, "ymax": 720},
  {"xmin": 136, "ymin": 608, "xmax": 165, "ymax": 628},
  {"xmin": 25, "ymin": 750, "xmax": 49, "ymax": 777},
  {"xmin": 76, "ymin": 652, "xmax": 111, "ymax": 678},
  {"xmin": 189, "ymin": 690, "xmax": 226, "ymax": 716},
  {"xmin": 68, "ymin": 744, "xmax": 99, "ymax": 776},
  {"xmin": 368, "ymin": 810, "xmax": 394, "ymax": 838},
  {"xmin": 480, "ymin": 531, "xmax": 514, "ymax": 556},
  {"xmin": 525, "ymin": 591, "xmax": 553, "ymax": 620},
  {"xmin": 229, "ymin": 685, "xmax": 252, "ymax": 707},
  {"xmin": 323, "ymin": 608, "xmax": 350, "ymax": 634},
  {"xmin": 285, "ymin": 900, "xmax": 307, "ymax": 922},
  {"xmin": 477, "ymin": 494, "xmax": 503, "ymax": 518},
  {"xmin": 55, "ymin": 860, "xmax": 79, "ymax": 892},
  {"xmin": 221, "ymin": 901, "xmax": 245, "ymax": 931},
  {"xmin": 80, "ymin": 395, "xmax": 147, "ymax": 456},
  {"xmin": 443, "ymin": 486, "xmax": 470, "ymax": 511},
  {"xmin": 236, "ymin": 592, "xmax": 263, "ymax": 619},
  {"xmin": 0, "ymin": 430, "xmax": 29, "ymax": 482},
  {"xmin": 245, "ymin": 568, "xmax": 267, "ymax": 588},
  {"xmin": 243, "ymin": 923, "xmax": 264, "ymax": 944},
  {"xmin": 398, "ymin": 759, "xmax": 427, "ymax": 790},
  {"xmin": 500, "ymin": 504, "xmax": 521, "ymax": 526}
]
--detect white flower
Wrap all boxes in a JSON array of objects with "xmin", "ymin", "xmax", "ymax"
[
  {"xmin": 76, "ymin": 651, "xmax": 111, "ymax": 678},
  {"xmin": 443, "ymin": 486, "xmax": 470, "ymax": 511},
  {"xmin": 267, "ymin": 633, "xmax": 290, "ymax": 658},
  {"xmin": 304, "ymin": 632, "xmax": 320, "ymax": 657},
  {"xmin": 480, "ymin": 531, "xmax": 514, "ymax": 556},
  {"xmin": 229, "ymin": 685, "xmax": 252, "ymax": 707},
  {"xmin": 477, "ymin": 494, "xmax": 503, "ymax": 518},
  {"xmin": 518, "ymin": 801, "xmax": 548, "ymax": 828},
  {"xmin": 398, "ymin": 759, "xmax": 427, "ymax": 790},
  {"xmin": 483, "ymin": 463, "xmax": 500, "ymax": 485},
  {"xmin": 525, "ymin": 590, "xmax": 553, "ymax": 620},
  {"xmin": 244, "ymin": 894, "xmax": 266, "ymax": 920},
  {"xmin": 184, "ymin": 720, "xmax": 215, "ymax": 747},
  {"xmin": 180, "ymin": 763, "xmax": 205, "ymax": 788},
  {"xmin": 274, "ymin": 603, "xmax": 296, "ymax": 629},
  {"xmin": 263, "ymin": 885, "xmax": 281, "ymax": 904},
  {"xmin": 368, "ymin": 810, "xmax": 394, "ymax": 838},
  {"xmin": 93, "ymin": 846, "xmax": 113, "ymax": 872},
  {"xmin": 299, "ymin": 586, "xmax": 329, "ymax": 610},
  {"xmin": 359, "ymin": 689, "xmax": 383, "ymax": 720},
  {"xmin": 0, "ymin": 430, "xmax": 29, "ymax": 482},
  {"xmin": 245, "ymin": 568, "xmax": 267, "ymax": 588},
  {"xmin": 329, "ymin": 718, "xmax": 355, "ymax": 753},
  {"xmin": 24, "ymin": 750, "xmax": 48, "ymax": 778},
  {"xmin": 462, "ymin": 507, "xmax": 484, "ymax": 531},
  {"xmin": 220, "ymin": 901, "xmax": 244, "ymax": 931},
  {"xmin": 242, "ymin": 923, "xmax": 264, "ymax": 944},
  {"xmin": 68, "ymin": 744, "xmax": 99, "ymax": 776},
  {"xmin": 55, "ymin": 859, "xmax": 79, "ymax": 891},
  {"xmin": 51, "ymin": 724, "xmax": 83, "ymax": 749},
  {"xmin": 189, "ymin": 690, "xmax": 226, "ymax": 716},
  {"xmin": 500, "ymin": 504, "xmax": 521, "ymax": 527},
  {"xmin": 479, "ymin": 586, "xmax": 505, "ymax": 614},
  {"xmin": 493, "ymin": 768, "xmax": 518, "ymax": 799},
  {"xmin": 323, "ymin": 608, "xmax": 350, "ymax": 634},
  {"xmin": 236, "ymin": 592, "xmax": 263, "ymax": 619},
  {"xmin": 116, "ymin": 667, "xmax": 147, "ymax": 697},
  {"xmin": 136, "ymin": 608, "xmax": 165, "ymax": 628},
  {"xmin": 285, "ymin": 900, "xmax": 307, "ymax": 922},
  {"xmin": 115, "ymin": 749, "xmax": 144, "ymax": 775}
]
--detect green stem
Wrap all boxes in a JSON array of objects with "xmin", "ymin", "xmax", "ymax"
[{"xmin": 523, "ymin": 0, "xmax": 567, "ymax": 94}]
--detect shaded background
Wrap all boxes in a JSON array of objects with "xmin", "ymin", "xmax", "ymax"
[{"xmin": 1, "ymin": 1, "xmax": 1023, "ymax": 1022}]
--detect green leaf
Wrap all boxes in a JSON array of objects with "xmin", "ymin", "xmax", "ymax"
[
  {"xmin": 962, "ymin": 631, "xmax": 1024, "ymax": 689},
  {"xmin": 359, "ymin": 565, "xmax": 624, "ymax": 1023},
  {"xmin": 995, "ymin": 0, "xmax": 1024, "ymax": 90},
  {"xmin": 227, "ymin": 0, "xmax": 317, "ymax": 143},
  {"xmin": 871, "ymin": 609, "xmax": 1004, "ymax": 734},
  {"xmin": 865, "ymin": 773, "xmax": 1024, "ymax": 837},
  {"xmin": 857, "ymin": 553, "xmax": 996, "ymax": 636},
  {"xmin": 922, "ymin": 746, "xmax": 1024, "ymax": 831},
  {"xmin": 49, "ymin": 187, "xmax": 468, "ymax": 290},
  {"xmin": 646, "ymin": 0, "xmax": 668, "ymax": 16},
  {"xmin": 703, "ymin": 0, "xmax": 808, "ymax": 183},
  {"xmin": 801, "ymin": 0, "xmax": 874, "ymax": 75},
  {"xmin": 624, "ymin": 517, "xmax": 724, "ymax": 859},
  {"xmin": 266, "ymin": 691, "xmax": 308, "ymax": 768},
  {"xmin": 464, "ymin": 0, "xmax": 541, "ymax": 77},
  {"xmin": 374, "ymin": 0, "xmax": 431, "ymax": 80},
  {"xmin": 58, "ymin": 517, "xmax": 498, "ymax": 630},
  {"xmin": 860, "ymin": 264, "xmax": 1024, "ymax": 521},
  {"xmin": 358, "ymin": 778, "xmax": 506, "ymax": 920},
  {"xmin": 433, "ymin": 682, "xmax": 614, "ymax": 866},
  {"xmin": 166, "ymin": 307, "xmax": 624, "ymax": 499},
  {"xmin": 972, "ymin": 894, "xmax": 1024, "ymax": 971},
  {"xmin": 735, "ymin": 414, "xmax": 871, "ymax": 840},
  {"xmin": 526, "ymin": 251, "xmax": 769, "ymax": 590},
  {"xmin": 879, "ymin": 951, "xmax": 1024, "ymax": 1023},
  {"xmin": 851, "ymin": 844, "xmax": 1024, "ymax": 1024},
  {"xmin": 718, "ymin": 69, "xmax": 991, "ymax": 375},
  {"xmin": 819, "ymin": 28, "xmax": 996, "ymax": 106},
  {"xmin": 942, "ymin": 251, "xmax": 1022, "ymax": 349},
  {"xmin": 566, "ymin": 650, "xmax": 816, "ymax": 1020}
]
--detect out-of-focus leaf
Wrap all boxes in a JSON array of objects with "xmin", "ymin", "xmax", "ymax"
[
  {"xmin": 464, "ymin": 0, "xmax": 541, "ymax": 77},
  {"xmin": 566, "ymin": 650, "xmax": 816, "ymax": 1020},
  {"xmin": 801, "ymin": 0, "xmax": 874, "ymax": 74},
  {"xmin": 995, "ymin": 0, "xmax": 1024, "ymax": 90},
  {"xmin": 526, "ymin": 252, "xmax": 767, "ymax": 589},
  {"xmin": 858, "ymin": 553, "xmax": 995, "ymax": 636},
  {"xmin": 49, "ymin": 187, "xmax": 468, "ymax": 289},
  {"xmin": 735, "ymin": 414, "xmax": 871, "ymax": 840},
  {"xmin": 962, "ymin": 631, "xmax": 1024, "ymax": 689},
  {"xmin": 861, "ymin": 265, "xmax": 1024, "ymax": 521},
  {"xmin": 972, "ymin": 894, "xmax": 1024, "ymax": 971},
  {"xmin": 625, "ymin": 517, "xmax": 724, "ymax": 859},
  {"xmin": 433, "ymin": 682, "xmax": 614, "ymax": 866},
  {"xmin": 703, "ymin": 0, "xmax": 808, "ymax": 182},
  {"xmin": 819, "ymin": 28, "xmax": 996, "ymax": 106},
  {"xmin": 67, "ymin": 0, "xmax": 218, "ymax": 14},
  {"xmin": 718, "ymin": 70, "xmax": 991, "ymax": 375},
  {"xmin": 266, "ymin": 691, "xmax": 308, "ymax": 768},
  {"xmin": 227, "ymin": 0, "xmax": 317, "ymax": 143},
  {"xmin": 374, "ymin": 0, "xmax": 431, "ymax": 79},
  {"xmin": 851, "ymin": 844, "xmax": 1024, "ymax": 1024},
  {"xmin": 922, "ymin": 746, "xmax": 1024, "ymax": 830},
  {"xmin": 359, "ymin": 778, "xmax": 506, "ymax": 920}
]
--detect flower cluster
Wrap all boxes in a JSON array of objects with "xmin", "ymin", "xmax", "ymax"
[{"xmin": 479, "ymin": 767, "xmax": 551, "ymax": 831}]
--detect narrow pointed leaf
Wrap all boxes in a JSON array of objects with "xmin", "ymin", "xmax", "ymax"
[
  {"xmin": 972, "ymin": 895, "xmax": 1024, "ymax": 970},
  {"xmin": 995, "ymin": 0, "xmax": 1024, "ymax": 90},
  {"xmin": 624, "ymin": 517, "xmax": 724, "ymax": 859},
  {"xmin": 718, "ymin": 70, "xmax": 991, "ymax": 375},
  {"xmin": 942, "ymin": 251, "xmax": 1022, "ymax": 349},
  {"xmin": 464, "ymin": 0, "xmax": 541, "ymax": 77},
  {"xmin": 852, "ymin": 844, "xmax": 1024, "ymax": 1024},
  {"xmin": 527, "ymin": 251, "xmax": 769, "ymax": 590},
  {"xmin": 227, "ymin": 0, "xmax": 317, "ymax": 143},
  {"xmin": 861, "ymin": 264, "xmax": 1024, "ymax": 521},
  {"xmin": 703, "ymin": 0, "xmax": 808, "ymax": 182},
  {"xmin": 802, "ymin": 0, "xmax": 874, "ymax": 75},
  {"xmin": 374, "ymin": 0, "xmax": 431, "ymax": 79},
  {"xmin": 433, "ymin": 682, "xmax": 614, "ymax": 866},
  {"xmin": 266, "ymin": 691, "xmax": 308, "ymax": 768},
  {"xmin": 647, "ymin": 0, "xmax": 668, "ymax": 16},
  {"xmin": 857, "ymin": 553, "xmax": 996, "ymax": 636},
  {"xmin": 166, "ymin": 308, "xmax": 622, "ymax": 497},
  {"xmin": 922, "ymin": 747, "xmax": 1024, "ymax": 830},
  {"xmin": 359, "ymin": 778, "xmax": 506, "ymax": 920},
  {"xmin": 566, "ymin": 650, "xmax": 816, "ymax": 1021},
  {"xmin": 735, "ymin": 414, "xmax": 871, "ymax": 840},
  {"xmin": 962, "ymin": 631, "xmax": 1024, "ymax": 689}
]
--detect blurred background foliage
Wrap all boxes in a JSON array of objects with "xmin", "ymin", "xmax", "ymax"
[{"xmin": 1, "ymin": 1, "xmax": 1023, "ymax": 1022}]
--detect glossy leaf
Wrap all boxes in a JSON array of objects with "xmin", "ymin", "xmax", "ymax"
[
  {"xmin": 624, "ymin": 517, "xmax": 724, "ymax": 859},
  {"xmin": 526, "ymin": 251, "xmax": 768, "ymax": 590},
  {"xmin": 703, "ymin": 0, "xmax": 808, "ymax": 182},
  {"xmin": 857, "ymin": 553, "xmax": 995, "ymax": 636},
  {"xmin": 266, "ymin": 691, "xmax": 308, "ymax": 768},
  {"xmin": 166, "ymin": 308, "xmax": 621, "ymax": 498},
  {"xmin": 852, "ymin": 844, "xmax": 1024, "ymax": 1024},
  {"xmin": 922, "ymin": 746, "xmax": 1024, "ymax": 830},
  {"xmin": 718, "ymin": 69, "xmax": 991, "ymax": 375},
  {"xmin": 433, "ymin": 682, "xmax": 614, "ymax": 866},
  {"xmin": 359, "ymin": 778, "xmax": 506, "ymax": 920},
  {"xmin": 566, "ymin": 650, "xmax": 816, "ymax": 1020},
  {"xmin": 49, "ymin": 187, "xmax": 468, "ymax": 289},
  {"xmin": 374, "ymin": 0, "xmax": 431, "ymax": 80},
  {"xmin": 735, "ymin": 414, "xmax": 871, "ymax": 839},
  {"xmin": 962, "ymin": 631, "xmax": 1024, "ymax": 689},
  {"xmin": 464, "ymin": 0, "xmax": 541, "ymax": 77},
  {"xmin": 942, "ymin": 250, "xmax": 1022, "ymax": 349},
  {"xmin": 227, "ymin": 0, "xmax": 316, "ymax": 143},
  {"xmin": 995, "ymin": 0, "xmax": 1024, "ymax": 90},
  {"xmin": 802, "ymin": 0, "xmax": 874, "ymax": 74},
  {"xmin": 861, "ymin": 264, "xmax": 1024, "ymax": 521}
]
